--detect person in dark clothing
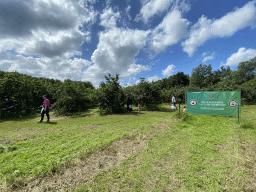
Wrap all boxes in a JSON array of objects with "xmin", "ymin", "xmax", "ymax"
[
  {"xmin": 120, "ymin": 101, "xmax": 125, "ymax": 112},
  {"xmin": 38, "ymin": 95, "xmax": 50, "ymax": 123},
  {"xmin": 127, "ymin": 97, "xmax": 132, "ymax": 113}
]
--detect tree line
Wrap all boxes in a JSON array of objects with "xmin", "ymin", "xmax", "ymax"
[{"xmin": 0, "ymin": 56, "xmax": 255, "ymax": 119}]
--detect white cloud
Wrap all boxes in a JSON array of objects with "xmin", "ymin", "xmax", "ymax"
[
  {"xmin": 135, "ymin": 0, "xmax": 191, "ymax": 23},
  {"xmin": 135, "ymin": 0, "xmax": 174, "ymax": 23},
  {"xmin": 0, "ymin": 0, "xmax": 100, "ymax": 86},
  {"xmin": 0, "ymin": 0, "xmax": 98, "ymax": 58},
  {"xmin": 149, "ymin": 8, "xmax": 191, "ymax": 54},
  {"xmin": 182, "ymin": 0, "xmax": 256, "ymax": 57},
  {"xmin": 148, "ymin": 75, "xmax": 161, "ymax": 82},
  {"xmin": 133, "ymin": 77, "xmax": 136, "ymax": 81},
  {"xmin": 0, "ymin": 0, "xmax": 150, "ymax": 89},
  {"xmin": 90, "ymin": 27, "xmax": 151, "ymax": 82},
  {"xmin": 125, "ymin": 5, "xmax": 131, "ymax": 21},
  {"xmin": 221, "ymin": 47, "xmax": 256, "ymax": 67},
  {"xmin": 202, "ymin": 52, "xmax": 215, "ymax": 63},
  {"xmin": 121, "ymin": 82, "xmax": 131, "ymax": 88},
  {"xmin": 0, "ymin": 52, "xmax": 93, "ymax": 83},
  {"xmin": 162, "ymin": 64, "xmax": 176, "ymax": 76},
  {"xmin": 100, "ymin": 7, "xmax": 121, "ymax": 29},
  {"xmin": 126, "ymin": 5, "xmax": 131, "ymax": 13},
  {"xmin": 135, "ymin": 80, "xmax": 140, "ymax": 85}
]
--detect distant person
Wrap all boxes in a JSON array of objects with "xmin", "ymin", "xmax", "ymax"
[
  {"xmin": 128, "ymin": 104, "xmax": 133, "ymax": 113},
  {"xmin": 138, "ymin": 102, "xmax": 141, "ymax": 114},
  {"xmin": 183, "ymin": 106, "xmax": 187, "ymax": 112},
  {"xmin": 127, "ymin": 97, "xmax": 132, "ymax": 113},
  {"xmin": 120, "ymin": 101, "xmax": 124, "ymax": 111},
  {"xmin": 38, "ymin": 95, "xmax": 50, "ymax": 123},
  {"xmin": 172, "ymin": 95, "xmax": 176, "ymax": 110},
  {"xmin": 171, "ymin": 104, "xmax": 176, "ymax": 110}
]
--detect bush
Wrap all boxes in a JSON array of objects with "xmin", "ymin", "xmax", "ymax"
[
  {"xmin": 180, "ymin": 111, "xmax": 191, "ymax": 121},
  {"xmin": 240, "ymin": 119, "xmax": 255, "ymax": 129},
  {"xmin": 145, "ymin": 104, "xmax": 160, "ymax": 111}
]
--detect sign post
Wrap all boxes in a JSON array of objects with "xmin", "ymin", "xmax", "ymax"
[
  {"xmin": 238, "ymin": 102, "xmax": 239, "ymax": 123},
  {"xmin": 179, "ymin": 98, "xmax": 181, "ymax": 117}
]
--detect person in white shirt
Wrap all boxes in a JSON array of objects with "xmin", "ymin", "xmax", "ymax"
[{"xmin": 172, "ymin": 95, "xmax": 176, "ymax": 110}]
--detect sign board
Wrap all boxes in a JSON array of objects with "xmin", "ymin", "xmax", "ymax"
[{"xmin": 186, "ymin": 91, "xmax": 241, "ymax": 116}]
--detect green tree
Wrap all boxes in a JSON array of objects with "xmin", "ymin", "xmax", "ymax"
[
  {"xmin": 171, "ymin": 72, "xmax": 190, "ymax": 87},
  {"xmin": 98, "ymin": 73, "xmax": 124, "ymax": 114},
  {"xmin": 233, "ymin": 57, "xmax": 256, "ymax": 85},
  {"xmin": 190, "ymin": 64, "xmax": 213, "ymax": 88}
]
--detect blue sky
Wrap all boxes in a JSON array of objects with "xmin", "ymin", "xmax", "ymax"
[{"xmin": 1, "ymin": 0, "xmax": 256, "ymax": 88}]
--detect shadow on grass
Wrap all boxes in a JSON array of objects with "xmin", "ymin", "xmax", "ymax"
[
  {"xmin": 0, "ymin": 109, "xmax": 41, "ymax": 123},
  {"xmin": 98, "ymin": 108, "xmax": 178, "ymax": 116},
  {"xmin": 0, "ymin": 107, "xmax": 93, "ymax": 123},
  {"xmin": 0, "ymin": 104, "xmax": 181, "ymax": 122},
  {"xmin": 43, "ymin": 122, "xmax": 58, "ymax": 125}
]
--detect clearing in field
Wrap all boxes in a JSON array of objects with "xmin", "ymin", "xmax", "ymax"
[{"xmin": 0, "ymin": 104, "xmax": 256, "ymax": 191}]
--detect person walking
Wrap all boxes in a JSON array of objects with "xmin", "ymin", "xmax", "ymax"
[
  {"xmin": 172, "ymin": 95, "xmax": 176, "ymax": 110},
  {"xmin": 38, "ymin": 95, "xmax": 50, "ymax": 123}
]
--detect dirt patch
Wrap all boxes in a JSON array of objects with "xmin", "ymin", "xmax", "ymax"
[
  {"xmin": 11, "ymin": 134, "xmax": 149, "ymax": 192},
  {"xmin": 205, "ymin": 159, "xmax": 222, "ymax": 164},
  {"xmin": 215, "ymin": 144, "xmax": 227, "ymax": 151},
  {"xmin": 3, "ymin": 118, "xmax": 187, "ymax": 192}
]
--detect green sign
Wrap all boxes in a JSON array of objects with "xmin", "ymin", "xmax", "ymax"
[{"xmin": 186, "ymin": 91, "xmax": 241, "ymax": 116}]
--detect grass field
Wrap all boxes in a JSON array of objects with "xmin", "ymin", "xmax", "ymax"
[{"xmin": 0, "ymin": 103, "xmax": 256, "ymax": 192}]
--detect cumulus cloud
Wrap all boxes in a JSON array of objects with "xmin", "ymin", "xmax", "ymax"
[
  {"xmin": 202, "ymin": 52, "xmax": 215, "ymax": 63},
  {"xmin": 135, "ymin": 0, "xmax": 191, "ymax": 23},
  {"xmin": 0, "ymin": 0, "xmax": 97, "ymax": 58},
  {"xmin": 162, "ymin": 64, "xmax": 176, "ymax": 76},
  {"xmin": 90, "ymin": 27, "xmax": 151, "ymax": 82},
  {"xmin": 0, "ymin": 51, "xmax": 93, "ymax": 83},
  {"xmin": 0, "ymin": 0, "xmax": 154, "ymax": 89},
  {"xmin": 135, "ymin": 0, "xmax": 174, "ymax": 23},
  {"xmin": 182, "ymin": 0, "xmax": 256, "ymax": 57},
  {"xmin": 221, "ymin": 47, "xmax": 256, "ymax": 67},
  {"xmin": 149, "ymin": 8, "xmax": 191, "ymax": 54},
  {"xmin": 148, "ymin": 75, "xmax": 161, "ymax": 82},
  {"xmin": 100, "ymin": 7, "xmax": 121, "ymax": 28},
  {"xmin": 0, "ymin": 0, "xmax": 101, "ymax": 87}
]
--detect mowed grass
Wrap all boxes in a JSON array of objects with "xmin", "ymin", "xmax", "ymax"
[{"xmin": 0, "ymin": 104, "xmax": 255, "ymax": 191}]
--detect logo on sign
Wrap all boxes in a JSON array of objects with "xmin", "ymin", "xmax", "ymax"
[
  {"xmin": 229, "ymin": 100, "xmax": 237, "ymax": 107},
  {"xmin": 189, "ymin": 100, "xmax": 197, "ymax": 106},
  {"xmin": 210, "ymin": 94, "xmax": 214, "ymax": 98}
]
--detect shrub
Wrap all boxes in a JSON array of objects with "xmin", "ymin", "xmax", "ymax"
[
  {"xmin": 180, "ymin": 111, "xmax": 191, "ymax": 121},
  {"xmin": 240, "ymin": 119, "xmax": 255, "ymax": 129}
]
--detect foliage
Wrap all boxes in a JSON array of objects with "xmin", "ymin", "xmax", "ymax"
[
  {"xmin": 0, "ymin": 71, "xmax": 37, "ymax": 119},
  {"xmin": 51, "ymin": 79, "xmax": 96, "ymax": 116},
  {"xmin": 0, "ymin": 71, "xmax": 97, "ymax": 119},
  {"xmin": 97, "ymin": 73, "xmax": 125, "ymax": 114},
  {"xmin": 122, "ymin": 77, "xmax": 162, "ymax": 111},
  {"xmin": 239, "ymin": 77, "xmax": 256, "ymax": 105},
  {"xmin": 180, "ymin": 111, "xmax": 191, "ymax": 121},
  {"xmin": 190, "ymin": 64, "xmax": 213, "ymax": 88},
  {"xmin": 240, "ymin": 119, "xmax": 255, "ymax": 129},
  {"xmin": 0, "ymin": 56, "xmax": 256, "ymax": 119}
]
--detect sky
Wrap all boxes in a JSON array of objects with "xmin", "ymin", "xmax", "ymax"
[{"xmin": 1, "ymin": 0, "xmax": 256, "ymax": 89}]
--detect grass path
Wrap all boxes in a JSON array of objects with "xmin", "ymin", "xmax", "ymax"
[{"xmin": 0, "ymin": 104, "xmax": 255, "ymax": 191}]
